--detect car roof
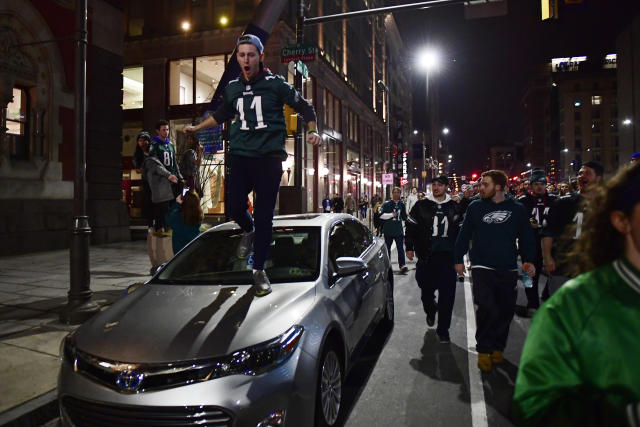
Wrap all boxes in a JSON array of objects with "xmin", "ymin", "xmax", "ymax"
[{"xmin": 205, "ymin": 213, "xmax": 355, "ymax": 232}]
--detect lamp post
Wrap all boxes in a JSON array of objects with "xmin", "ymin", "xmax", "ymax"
[{"xmin": 417, "ymin": 49, "xmax": 439, "ymax": 187}]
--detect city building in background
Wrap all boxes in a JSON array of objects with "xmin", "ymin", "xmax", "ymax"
[
  {"xmin": 0, "ymin": 0, "xmax": 127, "ymax": 256},
  {"xmin": 616, "ymin": 14, "xmax": 640, "ymax": 164},
  {"xmin": 522, "ymin": 53, "xmax": 620, "ymax": 181}
]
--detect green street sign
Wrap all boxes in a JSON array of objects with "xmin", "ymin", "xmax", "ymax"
[{"xmin": 288, "ymin": 60, "xmax": 309, "ymax": 78}]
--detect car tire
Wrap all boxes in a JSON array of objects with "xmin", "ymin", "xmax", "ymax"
[
  {"xmin": 315, "ymin": 341, "xmax": 344, "ymax": 427},
  {"xmin": 382, "ymin": 271, "xmax": 394, "ymax": 326}
]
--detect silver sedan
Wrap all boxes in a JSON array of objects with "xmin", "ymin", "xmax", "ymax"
[{"xmin": 58, "ymin": 213, "xmax": 394, "ymax": 427}]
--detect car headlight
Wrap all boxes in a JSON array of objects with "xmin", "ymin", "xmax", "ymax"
[{"xmin": 223, "ymin": 325, "xmax": 304, "ymax": 376}]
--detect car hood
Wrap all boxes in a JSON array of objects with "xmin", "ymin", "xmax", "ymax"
[{"xmin": 73, "ymin": 282, "xmax": 316, "ymax": 363}]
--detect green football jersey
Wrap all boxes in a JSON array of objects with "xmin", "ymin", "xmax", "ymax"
[
  {"xmin": 149, "ymin": 137, "xmax": 181, "ymax": 179},
  {"xmin": 212, "ymin": 70, "xmax": 315, "ymax": 161}
]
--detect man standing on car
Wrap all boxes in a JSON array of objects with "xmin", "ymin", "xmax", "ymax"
[
  {"xmin": 517, "ymin": 169, "xmax": 556, "ymax": 315},
  {"xmin": 184, "ymin": 34, "xmax": 322, "ymax": 296},
  {"xmin": 380, "ymin": 187, "xmax": 409, "ymax": 273},
  {"xmin": 406, "ymin": 175, "xmax": 462, "ymax": 342},
  {"xmin": 454, "ymin": 170, "xmax": 536, "ymax": 372},
  {"xmin": 541, "ymin": 161, "xmax": 603, "ymax": 296}
]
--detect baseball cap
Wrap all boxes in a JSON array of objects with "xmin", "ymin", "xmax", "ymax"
[
  {"xmin": 137, "ymin": 131, "xmax": 151, "ymax": 141},
  {"xmin": 432, "ymin": 174, "xmax": 449, "ymax": 186},
  {"xmin": 237, "ymin": 34, "xmax": 264, "ymax": 54}
]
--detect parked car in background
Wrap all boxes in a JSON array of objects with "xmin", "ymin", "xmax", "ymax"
[{"xmin": 58, "ymin": 213, "xmax": 394, "ymax": 427}]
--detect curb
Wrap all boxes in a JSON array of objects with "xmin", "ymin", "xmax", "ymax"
[{"xmin": 0, "ymin": 390, "xmax": 58, "ymax": 427}]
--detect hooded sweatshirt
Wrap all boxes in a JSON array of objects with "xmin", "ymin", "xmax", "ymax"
[
  {"xmin": 143, "ymin": 155, "xmax": 174, "ymax": 203},
  {"xmin": 454, "ymin": 196, "xmax": 535, "ymax": 270}
]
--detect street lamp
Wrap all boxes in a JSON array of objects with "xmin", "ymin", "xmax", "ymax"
[
  {"xmin": 417, "ymin": 48, "xmax": 440, "ymax": 187},
  {"xmin": 623, "ymin": 118, "xmax": 633, "ymax": 126},
  {"xmin": 442, "ymin": 127, "xmax": 450, "ymax": 135}
]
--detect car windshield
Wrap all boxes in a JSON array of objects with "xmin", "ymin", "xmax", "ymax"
[{"xmin": 153, "ymin": 226, "xmax": 320, "ymax": 284}]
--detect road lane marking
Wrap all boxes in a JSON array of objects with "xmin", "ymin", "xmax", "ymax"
[{"xmin": 463, "ymin": 271, "xmax": 489, "ymax": 427}]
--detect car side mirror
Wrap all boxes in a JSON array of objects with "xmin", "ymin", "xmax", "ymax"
[{"xmin": 334, "ymin": 257, "xmax": 367, "ymax": 278}]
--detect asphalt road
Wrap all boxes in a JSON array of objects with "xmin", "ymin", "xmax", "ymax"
[{"xmin": 341, "ymin": 256, "xmax": 535, "ymax": 427}]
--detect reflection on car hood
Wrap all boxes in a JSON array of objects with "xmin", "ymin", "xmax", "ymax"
[{"xmin": 73, "ymin": 282, "xmax": 316, "ymax": 363}]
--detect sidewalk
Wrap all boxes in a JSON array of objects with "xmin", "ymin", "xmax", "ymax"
[{"xmin": 0, "ymin": 240, "xmax": 152, "ymax": 426}]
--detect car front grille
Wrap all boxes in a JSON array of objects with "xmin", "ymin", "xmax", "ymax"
[{"xmin": 61, "ymin": 396, "xmax": 233, "ymax": 427}]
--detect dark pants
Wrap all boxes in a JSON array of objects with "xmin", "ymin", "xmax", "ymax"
[
  {"xmin": 152, "ymin": 200, "xmax": 173, "ymax": 231},
  {"xmin": 384, "ymin": 234, "xmax": 406, "ymax": 267},
  {"xmin": 524, "ymin": 238, "xmax": 544, "ymax": 309},
  {"xmin": 415, "ymin": 252, "xmax": 457, "ymax": 336},
  {"xmin": 471, "ymin": 268, "xmax": 518, "ymax": 354},
  {"xmin": 229, "ymin": 155, "xmax": 283, "ymax": 270}
]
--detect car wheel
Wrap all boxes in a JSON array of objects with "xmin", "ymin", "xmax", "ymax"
[
  {"xmin": 315, "ymin": 342, "xmax": 343, "ymax": 427},
  {"xmin": 382, "ymin": 272, "xmax": 394, "ymax": 325}
]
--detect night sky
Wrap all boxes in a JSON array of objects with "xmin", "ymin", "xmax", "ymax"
[{"xmin": 393, "ymin": 0, "xmax": 640, "ymax": 175}]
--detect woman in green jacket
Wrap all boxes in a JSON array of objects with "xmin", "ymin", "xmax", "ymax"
[{"xmin": 513, "ymin": 162, "xmax": 640, "ymax": 426}]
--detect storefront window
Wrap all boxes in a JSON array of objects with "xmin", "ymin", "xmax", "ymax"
[
  {"xmin": 195, "ymin": 55, "xmax": 225, "ymax": 104},
  {"xmin": 169, "ymin": 59, "xmax": 194, "ymax": 105},
  {"xmin": 6, "ymin": 87, "xmax": 29, "ymax": 160},
  {"xmin": 123, "ymin": 67, "xmax": 143, "ymax": 109}
]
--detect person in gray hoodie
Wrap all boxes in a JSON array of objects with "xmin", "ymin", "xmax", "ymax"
[{"xmin": 143, "ymin": 150, "xmax": 179, "ymax": 232}]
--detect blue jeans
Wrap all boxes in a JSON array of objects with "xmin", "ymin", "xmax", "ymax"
[
  {"xmin": 229, "ymin": 155, "xmax": 283, "ymax": 270},
  {"xmin": 384, "ymin": 234, "xmax": 406, "ymax": 267}
]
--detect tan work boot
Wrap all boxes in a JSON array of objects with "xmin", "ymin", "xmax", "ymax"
[
  {"xmin": 478, "ymin": 352, "xmax": 493, "ymax": 372},
  {"xmin": 491, "ymin": 350, "xmax": 504, "ymax": 364}
]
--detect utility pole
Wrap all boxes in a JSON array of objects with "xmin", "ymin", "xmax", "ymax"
[{"xmin": 60, "ymin": 0, "xmax": 99, "ymax": 324}]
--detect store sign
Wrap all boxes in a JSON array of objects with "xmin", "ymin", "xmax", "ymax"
[
  {"xmin": 382, "ymin": 173, "xmax": 394, "ymax": 185},
  {"xmin": 281, "ymin": 44, "xmax": 317, "ymax": 63},
  {"xmin": 551, "ymin": 56, "xmax": 587, "ymax": 72},
  {"xmin": 401, "ymin": 151, "xmax": 408, "ymax": 186}
]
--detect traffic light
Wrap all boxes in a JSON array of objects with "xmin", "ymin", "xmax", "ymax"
[{"xmin": 284, "ymin": 104, "xmax": 297, "ymax": 135}]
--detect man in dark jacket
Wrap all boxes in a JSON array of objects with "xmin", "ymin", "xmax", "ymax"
[
  {"xmin": 517, "ymin": 169, "xmax": 556, "ymax": 314},
  {"xmin": 454, "ymin": 170, "xmax": 536, "ymax": 372},
  {"xmin": 406, "ymin": 175, "xmax": 462, "ymax": 342},
  {"xmin": 332, "ymin": 193, "xmax": 344, "ymax": 213}
]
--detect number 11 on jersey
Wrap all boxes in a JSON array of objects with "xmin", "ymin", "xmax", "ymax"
[{"xmin": 236, "ymin": 96, "xmax": 268, "ymax": 130}]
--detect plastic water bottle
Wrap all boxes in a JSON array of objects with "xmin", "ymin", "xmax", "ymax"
[{"xmin": 522, "ymin": 272, "xmax": 533, "ymax": 288}]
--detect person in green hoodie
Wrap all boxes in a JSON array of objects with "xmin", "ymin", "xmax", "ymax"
[
  {"xmin": 513, "ymin": 162, "xmax": 640, "ymax": 427},
  {"xmin": 165, "ymin": 190, "xmax": 203, "ymax": 254}
]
